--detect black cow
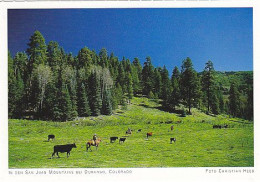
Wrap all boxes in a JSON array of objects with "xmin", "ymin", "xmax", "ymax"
[
  {"xmin": 52, "ymin": 143, "xmax": 76, "ymax": 158},
  {"xmin": 110, "ymin": 137, "xmax": 118, "ymax": 143},
  {"xmin": 137, "ymin": 129, "xmax": 142, "ymax": 132},
  {"xmin": 119, "ymin": 138, "xmax": 126, "ymax": 144},
  {"xmin": 170, "ymin": 138, "xmax": 176, "ymax": 144},
  {"xmin": 213, "ymin": 125, "xmax": 222, "ymax": 129},
  {"xmin": 48, "ymin": 134, "xmax": 55, "ymax": 141}
]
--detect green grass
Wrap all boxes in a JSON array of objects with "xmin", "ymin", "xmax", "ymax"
[{"xmin": 9, "ymin": 97, "xmax": 253, "ymax": 168}]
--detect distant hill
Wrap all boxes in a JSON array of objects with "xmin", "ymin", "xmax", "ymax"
[{"xmin": 199, "ymin": 71, "xmax": 253, "ymax": 95}]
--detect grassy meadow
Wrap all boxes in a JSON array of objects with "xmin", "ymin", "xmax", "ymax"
[{"xmin": 9, "ymin": 97, "xmax": 253, "ymax": 168}]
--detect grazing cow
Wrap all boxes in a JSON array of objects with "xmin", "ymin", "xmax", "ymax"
[
  {"xmin": 52, "ymin": 143, "xmax": 76, "ymax": 158},
  {"xmin": 119, "ymin": 138, "xmax": 126, "ymax": 144},
  {"xmin": 213, "ymin": 125, "xmax": 222, "ymax": 129},
  {"xmin": 137, "ymin": 129, "xmax": 142, "ymax": 132},
  {"xmin": 170, "ymin": 138, "xmax": 176, "ymax": 144},
  {"xmin": 110, "ymin": 137, "xmax": 118, "ymax": 143},
  {"xmin": 48, "ymin": 134, "xmax": 55, "ymax": 141},
  {"xmin": 86, "ymin": 138, "xmax": 102, "ymax": 151},
  {"xmin": 126, "ymin": 128, "xmax": 132, "ymax": 135},
  {"xmin": 170, "ymin": 125, "xmax": 174, "ymax": 131},
  {"xmin": 146, "ymin": 132, "xmax": 153, "ymax": 138},
  {"xmin": 165, "ymin": 121, "xmax": 173, "ymax": 124},
  {"xmin": 223, "ymin": 124, "xmax": 228, "ymax": 128}
]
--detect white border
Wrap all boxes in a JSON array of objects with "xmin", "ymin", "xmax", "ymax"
[{"xmin": 0, "ymin": 1, "xmax": 259, "ymax": 182}]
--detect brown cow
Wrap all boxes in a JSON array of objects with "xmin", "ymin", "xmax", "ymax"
[
  {"xmin": 170, "ymin": 125, "xmax": 174, "ymax": 131},
  {"xmin": 146, "ymin": 132, "xmax": 152, "ymax": 138},
  {"xmin": 86, "ymin": 138, "xmax": 102, "ymax": 151}
]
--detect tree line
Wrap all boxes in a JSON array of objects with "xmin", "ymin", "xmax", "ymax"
[{"xmin": 8, "ymin": 31, "xmax": 253, "ymax": 121}]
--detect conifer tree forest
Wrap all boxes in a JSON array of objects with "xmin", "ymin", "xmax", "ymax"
[{"xmin": 8, "ymin": 31, "xmax": 253, "ymax": 121}]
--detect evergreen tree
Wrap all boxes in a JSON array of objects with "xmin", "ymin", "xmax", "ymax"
[
  {"xmin": 142, "ymin": 56, "xmax": 154, "ymax": 96},
  {"xmin": 47, "ymin": 41, "xmax": 62, "ymax": 69},
  {"xmin": 26, "ymin": 31, "xmax": 47, "ymax": 113},
  {"xmin": 153, "ymin": 68, "xmax": 162, "ymax": 98},
  {"xmin": 180, "ymin": 57, "xmax": 200, "ymax": 114},
  {"xmin": 133, "ymin": 58, "xmax": 142, "ymax": 81},
  {"xmin": 201, "ymin": 60, "xmax": 218, "ymax": 114},
  {"xmin": 67, "ymin": 53, "xmax": 76, "ymax": 68},
  {"xmin": 102, "ymin": 89, "xmax": 113, "ymax": 115},
  {"xmin": 228, "ymin": 82, "xmax": 241, "ymax": 117},
  {"xmin": 26, "ymin": 30, "xmax": 47, "ymax": 74},
  {"xmin": 210, "ymin": 90, "xmax": 220, "ymax": 114},
  {"xmin": 89, "ymin": 71, "xmax": 102, "ymax": 116},
  {"xmin": 99, "ymin": 48, "xmax": 108, "ymax": 67},
  {"xmin": 13, "ymin": 52, "xmax": 28, "ymax": 81},
  {"xmin": 246, "ymin": 86, "xmax": 253, "ymax": 120},
  {"xmin": 77, "ymin": 83, "xmax": 91, "ymax": 117},
  {"xmin": 60, "ymin": 85, "xmax": 73, "ymax": 121},
  {"xmin": 8, "ymin": 51, "xmax": 15, "ymax": 117},
  {"xmin": 8, "ymin": 52, "xmax": 25, "ymax": 118},
  {"xmin": 62, "ymin": 66, "xmax": 78, "ymax": 118},
  {"xmin": 170, "ymin": 66, "xmax": 181, "ymax": 110},
  {"xmin": 42, "ymin": 81, "xmax": 57, "ymax": 120},
  {"xmin": 77, "ymin": 47, "xmax": 93, "ymax": 69},
  {"xmin": 161, "ymin": 66, "xmax": 171, "ymax": 109},
  {"xmin": 117, "ymin": 62, "xmax": 126, "ymax": 93},
  {"xmin": 217, "ymin": 87, "xmax": 224, "ymax": 113},
  {"xmin": 126, "ymin": 72, "xmax": 134, "ymax": 99}
]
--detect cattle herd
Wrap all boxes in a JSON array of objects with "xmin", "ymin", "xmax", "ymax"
[
  {"xmin": 48, "ymin": 121, "xmax": 230, "ymax": 158},
  {"xmin": 49, "ymin": 125, "xmax": 178, "ymax": 158}
]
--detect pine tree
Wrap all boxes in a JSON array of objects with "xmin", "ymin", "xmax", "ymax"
[
  {"xmin": 246, "ymin": 86, "xmax": 253, "ymax": 120},
  {"xmin": 228, "ymin": 82, "xmax": 241, "ymax": 117},
  {"xmin": 26, "ymin": 30, "xmax": 47, "ymax": 74},
  {"xmin": 153, "ymin": 68, "xmax": 162, "ymax": 98},
  {"xmin": 180, "ymin": 57, "xmax": 200, "ymax": 114},
  {"xmin": 102, "ymin": 89, "xmax": 113, "ymax": 115},
  {"xmin": 42, "ymin": 81, "xmax": 57, "ymax": 120},
  {"xmin": 8, "ymin": 51, "xmax": 25, "ymax": 118},
  {"xmin": 117, "ymin": 62, "xmax": 126, "ymax": 93},
  {"xmin": 26, "ymin": 31, "xmax": 47, "ymax": 114},
  {"xmin": 77, "ymin": 47, "xmax": 93, "ymax": 69},
  {"xmin": 77, "ymin": 83, "xmax": 91, "ymax": 117},
  {"xmin": 170, "ymin": 66, "xmax": 181, "ymax": 111},
  {"xmin": 99, "ymin": 48, "xmax": 108, "ymax": 68},
  {"xmin": 89, "ymin": 71, "xmax": 102, "ymax": 116},
  {"xmin": 217, "ymin": 87, "xmax": 224, "ymax": 113},
  {"xmin": 161, "ymin": 66, "xmax": 171, "ymax": 109},
  {"xmin": 201, "ymin": 60, "xmax": 218, "ymax": 114},
  {"xmin": 47, "ymin": 41, "xmax": 62, "ymax": 69},
  {"xmin": 8, "ymin": 51, "xmax": 15, "ymax": 118},
  {"xmin": 142, "ymin": 56, "xmax": 154, "ymax": 96},
  {"xmin": 126, "ymin": 72, "xmax": 134, "ymax": 99},
  {"xmin": 13, "ymin": 52, "xmax": 28, "ymax": 82},
  {"xmin": 132, "ymin": 58, "xmax": 142, "ymax": 94},
  {"xmin": 210, "ymin": 90, "xmax": 220, "ymax": 114},
  {"xmin": 60, "ymin": 85, "xmax": 73, "ymax": 121}
]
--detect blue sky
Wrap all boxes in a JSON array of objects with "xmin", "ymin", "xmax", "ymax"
[{"xmin": 8, "ymin": 8, "xmax": 253, "ymax": 72}]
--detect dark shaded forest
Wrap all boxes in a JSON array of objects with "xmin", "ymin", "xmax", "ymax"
[{"xmin": 8, "ymin": 31, "xmax": 253, "ymax": 121}]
